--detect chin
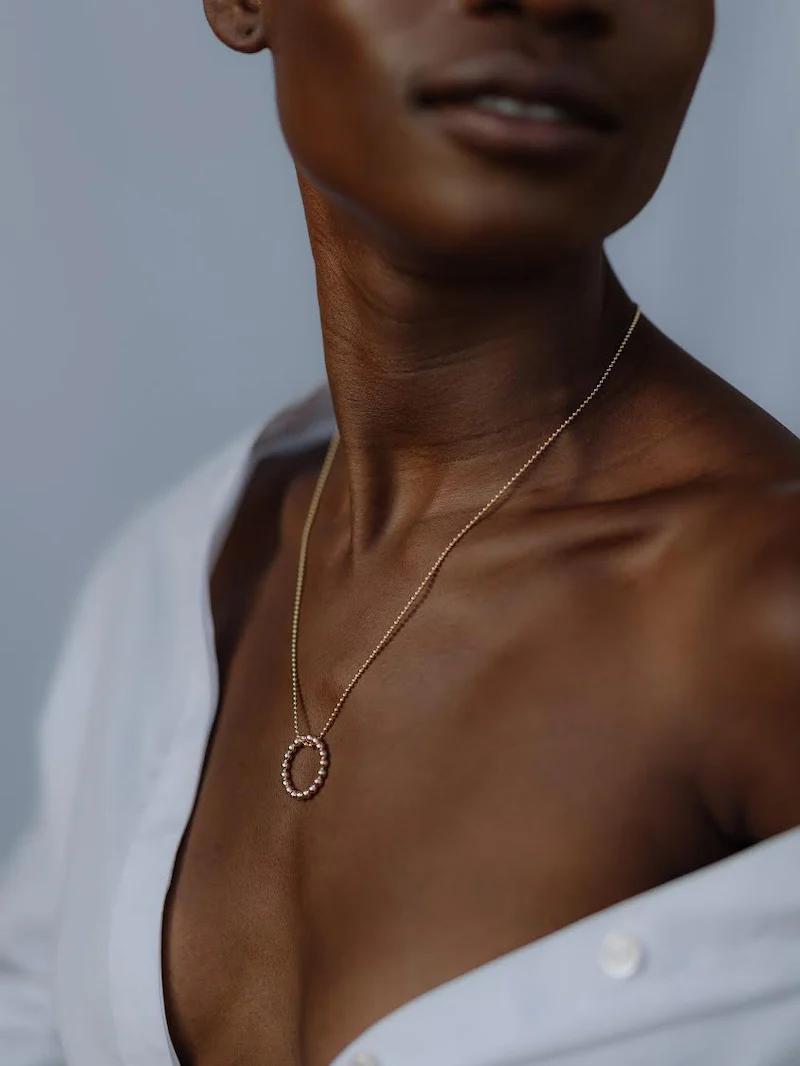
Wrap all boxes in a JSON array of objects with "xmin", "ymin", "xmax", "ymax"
[{"xmin": 348, "ymin": 178, "xmax": 609, "ymax": 272}]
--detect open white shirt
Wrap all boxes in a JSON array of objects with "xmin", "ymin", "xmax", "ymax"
[{"xmin": 1, "ymin": 381, "xmax": 800, "ymax": 1066}]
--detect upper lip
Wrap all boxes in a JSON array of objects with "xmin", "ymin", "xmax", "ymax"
[{"xmin": 410, "ymin": 51, "xmax": 620, "ymax": 131}]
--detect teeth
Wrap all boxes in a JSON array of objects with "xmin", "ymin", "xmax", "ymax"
[{"xmin": 471, "ymin": 95, "xmax": 569, "ymax": 121}]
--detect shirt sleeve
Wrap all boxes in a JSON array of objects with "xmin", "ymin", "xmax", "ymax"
[{"xmin": 0, "ymin": 559, "xmax": 110, "ymax": 1065}]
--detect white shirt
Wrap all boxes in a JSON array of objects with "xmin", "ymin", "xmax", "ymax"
[{"xmin": 1, "ymin": 381, "xmax": 800, "ymax": 1066}]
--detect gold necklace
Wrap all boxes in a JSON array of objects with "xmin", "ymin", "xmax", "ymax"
[{"xmin": 281, "ymin": 306, "xmax": 642, "ymax": 800}]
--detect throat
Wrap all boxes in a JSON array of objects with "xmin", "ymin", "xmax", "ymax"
[{"xmin": 316, "ymin": 315, "xmax": 643, "ymax": 556}]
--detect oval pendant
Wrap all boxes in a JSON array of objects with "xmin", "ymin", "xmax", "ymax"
[{"xmin": 281, "ymin": 734, "xmax": 330, "ymax": 800}]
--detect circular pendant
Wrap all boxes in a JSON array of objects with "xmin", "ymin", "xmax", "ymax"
[{"xmin": 281, "ymin": 734, "xmax": 330, "ymax": 800}]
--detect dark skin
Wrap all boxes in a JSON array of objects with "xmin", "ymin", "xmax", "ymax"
[{"xmin": 161, "ymin": 2, "xmax": 800, "ymax": 1063}]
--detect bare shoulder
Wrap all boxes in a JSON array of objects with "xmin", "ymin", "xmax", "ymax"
[
  {"xmin": 652, "ymin": 472, "xmax": 800, "ymax": 846},
  {"xmin": 690, "ymin": 477, "xmax": 800, "ymax": 666}
]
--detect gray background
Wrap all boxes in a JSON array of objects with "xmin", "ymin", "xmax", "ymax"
[{"xmin": 1, "ymin": 1, "xmax": 798, "ymax": 859}]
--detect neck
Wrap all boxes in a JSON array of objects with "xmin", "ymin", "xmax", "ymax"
[{"xmin": 302, "ymin": 195, "xmax": 640, "ymax": 555}]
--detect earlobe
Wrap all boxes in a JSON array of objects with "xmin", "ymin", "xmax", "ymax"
[{"xmin": 203, "ymin": 0, "xmax": 269, "ymax": 54}]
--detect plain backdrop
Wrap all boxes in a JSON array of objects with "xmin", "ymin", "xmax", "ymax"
[{"xmin": 1, "ymin": 1, "xmax": 798, "ymax": 858}]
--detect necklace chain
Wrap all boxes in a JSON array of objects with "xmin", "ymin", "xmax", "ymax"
[{"xmin": 283, "ymin": 306, "xmax": 641, "ymax": 798}]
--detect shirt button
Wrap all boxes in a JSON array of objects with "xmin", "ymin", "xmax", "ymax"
[
  {"xmin": 597, "ymin": 930, "xmax": 645, "ymax": 979},
  {"xmin": 349, "ymin": 1053, "xmax": 381, "ymax": 1066}
]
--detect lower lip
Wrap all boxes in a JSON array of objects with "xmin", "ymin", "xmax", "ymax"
[{"xmin": 422, "ymin": 101, "xmax": 610, "ymax": 162}]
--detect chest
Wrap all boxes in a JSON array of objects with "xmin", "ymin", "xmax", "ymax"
[{"xmin": 160, "ymin": 515, "xmax": 729, "ymax": 1066}]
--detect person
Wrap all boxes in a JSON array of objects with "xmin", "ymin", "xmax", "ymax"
[{"xmin": 1, "ymin": 0, "xmax": 799, "ymax": 1063}]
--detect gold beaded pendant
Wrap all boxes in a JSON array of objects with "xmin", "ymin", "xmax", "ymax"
[{"xmin": 281, "ymin": 735, "xmax": 330, "ymax": 800}]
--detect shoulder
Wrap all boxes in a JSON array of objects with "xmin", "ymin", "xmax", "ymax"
[
  {"xmin": 69, "ymin": 381, "xmax": 332, "ymax": 645},
  {"xmin": 678, "ymin": 476, "xmax": 800, "ymax": 648},
  {"xmin": 657, "ymin": 477, "xmax": 800, "ymax": 843},
  {"xmin": 54, "ymin": 418, "xmax": 267, "ymax": 701},
  {"xmin": 636, "ymin": 322, "xmax": 800, "ymax": 689},
  {"xmin": 33, "ymin": 421, "xmax": 266, "ymax": 837},
  {"xmin": 60, "ymin": 378, "xmax": 333, "ymax": 675}
]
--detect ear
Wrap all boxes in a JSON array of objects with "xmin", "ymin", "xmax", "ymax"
[{"xmin": 203, "ymin": 0, "xmax": 270, "ymax": 54}]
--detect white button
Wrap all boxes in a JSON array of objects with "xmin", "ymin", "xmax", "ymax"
[
  {"xmin": 349, "ymin": 1053, "xmax": 381, "ymax": 1066},
  {"xmin": 597, "ymin": 930, "xmax": 645, "ymax": 978}
]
